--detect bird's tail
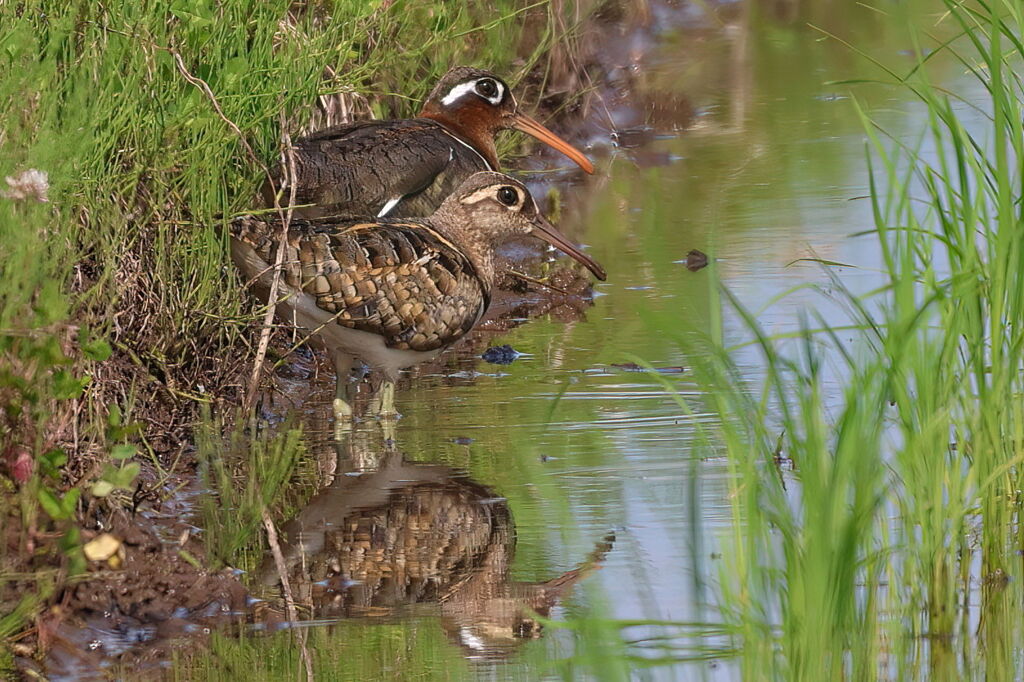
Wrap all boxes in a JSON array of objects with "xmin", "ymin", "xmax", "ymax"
[{"xmin": 229, "ymin": 215, "xmax": 277, "ymax": 261}]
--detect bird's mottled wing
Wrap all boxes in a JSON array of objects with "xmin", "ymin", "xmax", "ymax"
[{"xmin": 232, "ymin": 217, "xmax": 488, "ymax": 351}]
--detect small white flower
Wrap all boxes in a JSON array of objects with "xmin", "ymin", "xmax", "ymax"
[{"xmin": 1, "ymin": 169, "xmax": 49, "ymax": 202}]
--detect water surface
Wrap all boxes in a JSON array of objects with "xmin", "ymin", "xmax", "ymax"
[{"xmin": 177, "ymin": 4, "xmax": 971, "ymax": 680}]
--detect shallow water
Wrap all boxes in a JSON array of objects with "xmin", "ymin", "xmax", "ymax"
[{"xmin": 167, "ymin": 4, "xmax": 981, "ymax": 681}]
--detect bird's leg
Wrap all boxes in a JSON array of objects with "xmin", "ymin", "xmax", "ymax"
[
  {"xmin": 331, "ymin": 350, "xmax": 356, "ymax": 427},
  {"xmin": 367, "ymin": 380, "xmax": 399, "ymax": 420}
]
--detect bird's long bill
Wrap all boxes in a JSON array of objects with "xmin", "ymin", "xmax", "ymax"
[
  {"xmin": 512, "ymin": 112, "xmax": 595, "ymax": 174},
  {"xmin": 530, "ymin": 214, "xmax": 607, "ymax": 281}
]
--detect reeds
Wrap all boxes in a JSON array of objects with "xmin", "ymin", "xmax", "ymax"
[{"xmin": 677, "ymin": 1, "xmax": 1024, "ymax": 678}]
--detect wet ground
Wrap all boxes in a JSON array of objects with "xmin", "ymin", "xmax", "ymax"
[{"xmin": 26, "ymin": 1, "xmax": 981, "ymax": 679}]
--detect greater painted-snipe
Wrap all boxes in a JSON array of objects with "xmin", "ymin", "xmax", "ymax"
[
  {"xmin": 262, "ymin": 67, "xmax": 594, "ymax": 219},
  {"xmin": 235, "ymin": 171, "xmax": 605, "ymax": 420}
]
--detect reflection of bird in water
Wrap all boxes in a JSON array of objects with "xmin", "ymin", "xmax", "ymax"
[
  {"xmin": 256, "ymin": 441, "xmax": 614, "ymax": 659},
  {"xmin": 441, "ymin": 529, "xmax": 615, "ymax": 658}
]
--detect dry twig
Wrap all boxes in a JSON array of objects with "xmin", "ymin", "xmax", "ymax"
[
  {"xmin": 169, "ymin": 46, "xmax": 296, "ymax": 413},
  {"xmin": 262, "ymin": 509, "xmax": 315, "ymax": 681}
]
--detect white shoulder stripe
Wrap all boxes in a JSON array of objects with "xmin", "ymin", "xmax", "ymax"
[
  {"xmin": 377, "ymin": 136, "xmax": 482, "ymax": 218},
  {"xmin": 377, "ymin": 197, "xmax": 402, "ymax": 217},
  {"xmin": 442, "ymin": 133, "xmax": 493, "ymax": 171}
]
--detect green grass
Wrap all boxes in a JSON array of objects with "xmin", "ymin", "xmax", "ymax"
[
  {"xmin": 660, "ymin": 1, "xmax": 1024, "ymax": 679},
  {"xmin": 0, "ymin": 0, "xmax": 592, "ymax": 662},
  {"xmin": 196, "ymin": 414, "xmax": 306, "ymax": 572}
]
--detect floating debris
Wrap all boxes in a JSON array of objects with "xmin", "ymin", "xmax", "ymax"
[
  {"xmin": 610, "ymin": 126, "xmax": 656, "ymax": 149},
  {"xmin": 481, "ymin": 344, "xmax": 521, "ymax": 365},
  {"xmin": 674, "ymin": 249, "xmax": 708, "ymax": 272},
  {"xmin": 611, "ymin": 362, "xmax": 685, "ymax": 374}
]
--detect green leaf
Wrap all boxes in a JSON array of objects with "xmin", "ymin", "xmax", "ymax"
[
  {"xmin": 58, "ymin": 525, "xmax": 80, "ymax": 554},
  {"xmin": 61, "ymin": 488, "xmax": 81, "ymax": 515},
  {"xmin": 59, "ymin": 527, "xmax": 86, "ymax": 576},
  {"xmin": 107, "ymin": 403, "xmax": 122, "ymax": 428},
  {"xmin": 42, "ymin": 448, "xmax": 67, "ymax": 468},
  {"xmin": 82, "ymin": 338, "xmax": 112, "ymax": 362},
  {"xmin": 170, "ymin": 0, "xmax": 214, "ymax": 26},
  {"xmin": 52, "ymin": 370, "xmax": 88, "ymax": 399},
  {"xmin": 33, "ymin": 280, "xmax": 68, "ymax": 325},
  {"xmin": 90, "ymin": 480, "xmax": 114, "ymax": 498},
  {"xmin": 111, "ymin": 463, "xmax": 141, "ymax": 489},
  {"xmin": 29, "ymin": 336, "xmax": 67, "ymax": 366},
  {"xmin": 222, "ymin": 57, "xmax": 248, "ymax": 83},
  {"xmin": 39, "ymin": 448, "xmax": 67, "ymax": 478},
  {"xmin": 110, "ymin": 444, "xmax": 136, "ymax": 460},
  {"xmin": 38, "ymin": 488, "xmax": 67, "ymax": 520}
]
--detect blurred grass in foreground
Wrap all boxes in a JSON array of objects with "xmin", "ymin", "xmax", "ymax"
[{"xmin": 665, "ymin": 1, "xmax": 1024, "ymax": 679}]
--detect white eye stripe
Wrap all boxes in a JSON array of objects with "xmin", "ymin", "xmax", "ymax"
[
  {"xmin": 458, "ymin": 185, "xmax": 524, "ymax": 208},
  {"xmin": 440, "ymin": 78, "xmax": 505, "ymax": 107},
  {"xmin": 481, "ymin": 79, "xmax": 505, "ymax": 105},
  {"xmin": 440, "ymin": 82, "xmax": 476, "ymax": 106}
]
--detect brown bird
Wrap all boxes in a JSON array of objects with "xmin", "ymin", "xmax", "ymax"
[
  {"xmin": 262, "ymin": 66, "xmax": 594, "ymax": 219},
  {"xmin": 234, "ymin": 172, "xmax": 605, "ymax": 420}
]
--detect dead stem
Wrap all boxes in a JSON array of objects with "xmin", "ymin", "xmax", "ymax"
[
  {"xmin": 244, "ymin": 122, "xmax": 299, "ymax": 412},
  {"xmin": 170, "ymin": 50, "xmax": 268, "ymax": 177},
  {"xmin": 262, "ymin": 508, "xmax": 314, "ymax": 681}
]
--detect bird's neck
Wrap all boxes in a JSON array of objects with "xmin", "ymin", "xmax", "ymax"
[
  {"xmin": 427, "ymin": 210, "xmax": 496, "ymax": 291},
  {"xmin": 420, "ymin": 111, "xmax": 501, "ymax": 170}
]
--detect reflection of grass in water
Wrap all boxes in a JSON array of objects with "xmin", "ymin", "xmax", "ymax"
[
  {"xmin": 197, "ymin": 417, "xmax": 306, "ymax": 572},
  {"xmin": 170, "ymin": 620, "xmax": 474, "ymax": 681},
  {"xmin": 645, "ymin": 2, "xmax": 1024, "ymax": 679}
]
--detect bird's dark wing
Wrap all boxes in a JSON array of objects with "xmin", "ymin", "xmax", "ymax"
[{"xmin": 262, "ymin": 120, "xmax": 489, "ymax": 219}]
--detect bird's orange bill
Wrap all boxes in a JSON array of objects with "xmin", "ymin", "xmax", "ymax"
[
  {"xmin": 530, "ymin": 214, "xmax": 607, "ymax": 281},
  {"xmin": 512, "ymin": 112, "xmax": 595, "ymax": 174}
]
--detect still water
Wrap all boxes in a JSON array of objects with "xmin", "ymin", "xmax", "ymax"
[{"xmin": 175, "ymin": 4, "xmax": 971, "ymax": 680}]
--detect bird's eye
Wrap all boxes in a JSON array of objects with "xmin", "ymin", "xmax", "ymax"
[
  {"xmin": 497, "ymin": 186, "xmax": 519, "ymax": 207},
  {"xmin": 475, "ymin": 78, "xmax": 498, "ymax": 99}
]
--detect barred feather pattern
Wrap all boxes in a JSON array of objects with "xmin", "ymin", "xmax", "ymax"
[{"xmin": 232, "ymin": 216, "xmax": 489, "ymax": 352}]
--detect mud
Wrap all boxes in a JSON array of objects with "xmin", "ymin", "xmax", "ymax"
[{"xmin": 18, "ymin": 516, "xmax": 248, "ymax": 680}]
